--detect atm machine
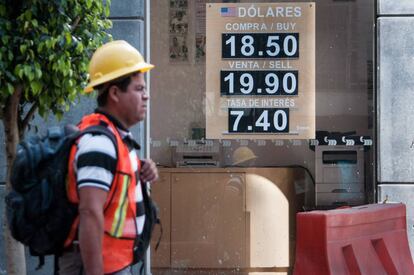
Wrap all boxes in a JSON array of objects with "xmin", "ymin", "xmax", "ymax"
[{"xmin": 315, "ymin": 144, "xmax": 366, "ymax": 208}]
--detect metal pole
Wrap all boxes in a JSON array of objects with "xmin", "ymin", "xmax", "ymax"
[{"xmin": 144, "ymin": 0, "xmax": 152, "ymax": 274}]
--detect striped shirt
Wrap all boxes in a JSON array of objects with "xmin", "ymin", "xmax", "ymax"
[{"xmin": 74, "ymin": 113, "xmax": 145, "ymax": 235}]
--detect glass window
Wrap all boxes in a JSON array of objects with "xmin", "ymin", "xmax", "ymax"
[{"xmin": 149, "ymin": 0, "xmax": 374, "ymax": 273}]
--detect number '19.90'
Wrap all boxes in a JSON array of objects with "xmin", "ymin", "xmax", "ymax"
[{"xmin": 221, "ymin": 70, "xmax": 298, "ymax": 96}]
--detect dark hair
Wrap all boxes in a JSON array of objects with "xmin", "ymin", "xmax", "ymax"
[{"xmin": 96, "ymin": 72, "xmax": 140, "ymax": 107}]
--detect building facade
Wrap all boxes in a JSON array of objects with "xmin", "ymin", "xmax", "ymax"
[{"xmin": 1, "ymin": 0, "xmax": 414, "ymax": 274}]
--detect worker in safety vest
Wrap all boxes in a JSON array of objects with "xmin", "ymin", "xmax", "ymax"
[{"xmin": 59, "ymin": 40, "xmax": 158, "ymax": 275}]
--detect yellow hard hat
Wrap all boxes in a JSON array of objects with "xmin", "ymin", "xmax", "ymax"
[
  {"xmin": 232, "ymin": 146, "xmax": 257, "ymax": 165},
  {"xmin": 84, "ymin": 40, "xmax": 154, "ymax": 93}
]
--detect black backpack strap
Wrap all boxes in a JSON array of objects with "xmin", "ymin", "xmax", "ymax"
[
  {"xmin": 139, "ymin": 261, "xmax": 145, "ymax": 275},
  {"xmin": 35, "ymin": 255, "xmax": 45, "ymax": 270},
  {"xmin": 141, "ymin": 181, "xmax": 163, "ymax": 251},
  {"xmin": 53, "ymin": 254, "xmax": 59, "ymax": 275}
]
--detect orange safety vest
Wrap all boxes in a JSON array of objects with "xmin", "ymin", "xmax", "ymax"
[{"xmin": 65, "ymin": 113, "xmax": 140, "ymax": 274}]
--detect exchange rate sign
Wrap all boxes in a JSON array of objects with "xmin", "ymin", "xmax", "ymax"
[
  {"xmin": 229, "ymin": 108, "xmax": 289, "ymax": 133},
  {"xmin": 220, "ymin": 70, "xmax": 299, "ymax": 96},
  {"xmin": 222, "ymin": 33, "xmax": 299, "ymax": 59},
  {"xmin": 206, "ymin": 3, "xmax": 315, "ymax": 139}
]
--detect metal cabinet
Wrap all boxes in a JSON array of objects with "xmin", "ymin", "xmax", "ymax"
[
  {"xmin": 151, "ymin": 170, "xmax": 246, "ymax": 269},
  {"xmin": 150, "ymin": 167, "xmax": 305, "ymax": 274}
]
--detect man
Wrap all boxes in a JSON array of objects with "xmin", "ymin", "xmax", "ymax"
[{"xmin": 60, "ymin": 40, "xmax": 158, "ymax": 275}]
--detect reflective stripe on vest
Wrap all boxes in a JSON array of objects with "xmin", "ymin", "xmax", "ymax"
[{"xmin": 111, "ymin": 174, "xmax": 131, "ymax": 237}]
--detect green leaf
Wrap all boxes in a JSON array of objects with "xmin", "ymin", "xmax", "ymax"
[
  {"xmin": 15, "ymin": 65, "xmax": 24, "ymax": 79},
  {"xmin": 104, "ymin": 1, "xmax": 111, "ymax": 17},
  {"xmin": 39, "ymin": 25, "xmax": 48, "ymax": 33},
  {"xmin": 0, "ymin": 0, "xmax": 112, "ymax": 119},
  {"xmin": 65, "ymin": 32, "xmax": 72, "ymax": 45},
  {"xmin": 24, "ymin": 65, "xmax": 34, "ymax": 81},
  {"xmin": 38, "ymin": 104, "xmax": 45, "ymax": 117},
  {"xmin": 24, "ymin": 87, "xmax": 30, "ymax": 100},
  {"xmin": 55, "ymin": 111, "xmax": 63, "ymax": 120},
  {"xmin": 37, "ymin": 43, "xmax": 44, "ymax": 52},
  {"xmin": 58, "ymin": 59, "xmax": 66, "ymax": 74},
  {"xmin": 6, "ymin": 83, "xmax": 14, "ymax": 95},
  {"xmin": 24, "ymin": 10, "xmax": 32, "ymax": 21},
  {"xmin": 50, "ymin": 38, "xmax": 57, "ymax": 48},
  {"xmin": 86, "ymin": 0, "xmax": 93, "ymax": 9},
  {"xmin": 32, "ymin": 19, "xmax": 38, "ymax": 28},
  {"xmin": 2, "ymin": 36, "xmax": 9, "ymax": 44},
  {"xmin": 63, "ymin": 23, "xmax": 71, "ymax": 32},
  {"xmin": 30, "ymin": 81, "xmax": 42, "ymax": 95},
  {"xmin": 20, "ymin": 45, "xmax": 27, "ymax": 54},
  {"xmin": 0, "ymin": 5, "xmax": 5, "ymax": 15},
  {"xmin": 76, "ymin": 42, "xmax": 84, "ymax": 53},
  {"xmin": 28, "ymin": 49, "xmax": 35, "ymax": 59},
  {"xmin": 35, "ymin": 67, "xmax": 42, "ymax": 79}
]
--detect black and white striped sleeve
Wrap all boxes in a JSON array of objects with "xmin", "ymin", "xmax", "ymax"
[{"xmin": 75, "ymin": 133, "xmax": 117, "ymax": 191}]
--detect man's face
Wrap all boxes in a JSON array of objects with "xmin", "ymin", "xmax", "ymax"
[{"xmin": 116, "ymin": 73, "xmax": 148, "ymax": 128}]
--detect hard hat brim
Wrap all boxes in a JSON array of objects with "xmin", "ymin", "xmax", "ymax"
[
  {"xmin": 84, "ymin": 62, "xmax": 154, "ymax": 93},
  {"xmin": 232, "ymin": 155, "xmax": 258, "ymax": 165}
]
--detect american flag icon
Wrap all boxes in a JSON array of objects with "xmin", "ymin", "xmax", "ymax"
[{"xmin": 220, "ymin": 7, "xmax": 237, "ymax": 17}]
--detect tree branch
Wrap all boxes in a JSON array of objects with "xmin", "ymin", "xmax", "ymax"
[
  {"xmin": 4, "ymin": 85, "xmax": 23, "ymax": 147},
  {"xmin": 71, "ymin": 16, "xmax": 81, "ymax": 32},
  {"xmin": 3, "ymin": 84, "xmax": 27, "ymax": 275},
  {"xmin": 20, "ymin": 102, "xmax": 38, "ymax": 135},
  {"xmin": 0, "ymin": 103, "xmax": 5, "ymax": 120}
]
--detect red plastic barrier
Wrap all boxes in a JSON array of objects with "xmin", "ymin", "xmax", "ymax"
[{"xmin": 293, "ymin": 203, "xmax": 414, "ymax": 275}]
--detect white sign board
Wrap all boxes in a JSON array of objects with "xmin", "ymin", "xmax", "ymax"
[{"xmin": 206, "ymin": 3, "xmax": 315, "ymax": 139}]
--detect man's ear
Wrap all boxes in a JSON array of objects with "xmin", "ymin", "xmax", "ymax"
[{"xmin": 108, "ymin": 85, "xmax": 119, "ymax": 103}]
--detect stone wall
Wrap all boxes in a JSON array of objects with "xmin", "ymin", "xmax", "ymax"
[
  {"xmin": 377, "ymin": 0, "xmax": 414, "ymax": 259},
  {"xmin": 0, "ymin": 0, "xmax": 146, "ymax": 273}
]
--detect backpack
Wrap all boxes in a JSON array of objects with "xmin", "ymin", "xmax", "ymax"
[
  {"xmin": 5, "ymin": 124, "xmax": 116, "ymax": 259},
  {"xmin": 5, "ymin": 123, "xmax": 161, "ymax": 267}
]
